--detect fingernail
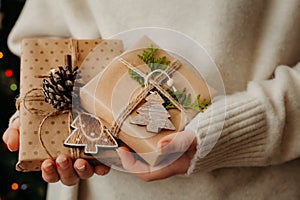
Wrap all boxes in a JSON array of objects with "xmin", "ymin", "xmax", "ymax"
[
  {"xmin": 76, "ymin": 164, "xmax": 86, "ymax": 172},
  {"xmin": 158, "ymin": 141, "xmax": 169, "ymax": 149},
  {"xmin": 43, "ymin": 162, "xmax": 54, "ymax": 172},
  {"xmin": 7, "ymin": 145, "xmax": 13, "ymax": 152},
  {"xmin": 104, "ymin": 168, "xmax": 109, "ymax": 175},
  {"xmin": 56, "ymin": 157, "xmax": 68, "ymax": 169},
  {"xmin": 116, "ymin": 148, "xmax": 123, "ymax": 156}
]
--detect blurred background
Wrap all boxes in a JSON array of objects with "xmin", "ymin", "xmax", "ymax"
[{"xmin": 0, "ymin": 0, "xmax": 47, "ymax": 199}]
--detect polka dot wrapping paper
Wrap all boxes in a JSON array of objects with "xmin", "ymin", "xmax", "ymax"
[{"xmin": 17, "ymin": 38, "xmax": 124, "ymax": 172}]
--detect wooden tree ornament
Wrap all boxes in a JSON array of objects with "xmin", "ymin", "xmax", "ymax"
[
  {"xmin": 130, "ymin": 91, "xmax": 176, "ymax": 133},
  {"xmin": 64, "ymin": 113, "xmax": 118, "ymax": 154}
]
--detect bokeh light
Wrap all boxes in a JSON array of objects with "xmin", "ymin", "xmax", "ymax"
[
  {"xmin": 10, "ymin": 83, "xmax": 18, "ymax": 91},
  {"xmin": 5, "ymin": 69, "xmax": 13, "ymax": 77},
  {"xmin": 20, "ymin": 183, "xmax": 28, "ymax": 191},
  {"xmin": 11, "ymin": 182, "xmax": 19, "ymax": 191},
  {"xmin": 1, "ymin": 1, "xmax": 46, "ymax": 200}
]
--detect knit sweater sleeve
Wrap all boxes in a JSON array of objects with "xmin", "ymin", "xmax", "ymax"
[{"xmin": 186, "ymin": 62, "xmax": 300, "ymax": 174}]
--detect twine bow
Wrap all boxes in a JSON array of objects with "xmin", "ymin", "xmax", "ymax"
[
  {"xmin": 17, "ymin": 53, "xmax": 81, "ymax": 160},
  {"xmin": 17, "ymin": 53, "xmax": 187, "ymax": 159},
  {"xmin": 110, "ymin": 57, "xmax": 187, "ymax": 138},
  {"xmin": 18, "ymin": 87, "xmax": 79, "ymax": 160}
]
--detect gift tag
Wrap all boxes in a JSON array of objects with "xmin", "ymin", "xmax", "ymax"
[
  {"xmin": 130, "ymin": 91, "xmax": 175, "ymax": 133},
  {"xmin": 64, "ymin": 113, "xmax": 118, "ymax": 154}
]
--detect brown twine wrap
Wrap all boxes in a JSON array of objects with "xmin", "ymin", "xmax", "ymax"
[
  {"xmin": 110, "ymin": 58, "xmax": 187, "ymax": 138},
  {"xmin": 19, "ymin": 87, "xmax": 76, "ymax": 159},
  {"xmin": 18, "ymin": 56, "xmax": 185, "ymax": 159},
  {"xmin": 18, "ymin": 53, "xmax": 81, "ymax": 160},
  {"xmin": 20, "ymin": 87, "xmax": 83, "ymax": 160}
]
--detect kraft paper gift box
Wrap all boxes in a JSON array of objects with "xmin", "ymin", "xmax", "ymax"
[
  {"xmin": 80, "ymin": 36, "xmax": 214, "ymax": 166},
  {"xmin": 17, "ymin": 38, "xmax": 124, "ymax": 171}
]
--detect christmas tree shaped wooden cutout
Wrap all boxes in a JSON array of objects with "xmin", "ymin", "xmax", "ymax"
[
  {"xmin": 130, "ymin": 91, "xmax": 176, "ymax": 133},
  {"xmin": 64, "ymin": 113, "xmax": 118, "ymax": 154}
]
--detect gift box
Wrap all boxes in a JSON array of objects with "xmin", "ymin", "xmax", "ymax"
[
  {"xmin": 80, "ymin": 36, "xmax": 214, "ymax": 166},
  {"xmin": 17, "ymin": 38, "xmax": 124, "ymax": 172}
]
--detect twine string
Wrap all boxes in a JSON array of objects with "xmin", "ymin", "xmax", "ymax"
[
  {"xmin": 20, "ymin": 54, "xmax": 186, "ymax": 157},
  {"xmin": 37, "ymin": 110, "xmax": 66, "ymax": 159},
  {"xmin": 20, "ymin": 87, "xmax": 80, "ymax": 159},
  {"xmin": 20, "ymin": 88, "xmax": 52, "ymax": 116},
  {"xmin": 110, "ymin": 58, "xmax": 186, "ymax": 138}
]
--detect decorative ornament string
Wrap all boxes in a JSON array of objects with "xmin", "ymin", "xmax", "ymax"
[
  {"xmin": 110, "ymin": 57, "xmax": 186, "ymax": 138},
  {"xmin": 144, "ymin": 68, "xmax": 177, "ymax": 91}
]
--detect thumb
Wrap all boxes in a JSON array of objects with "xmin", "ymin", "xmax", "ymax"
[
  {"xmin": 117, "ymin": 146, "xmax": 136, "ymax": 170},
  {"xmin": 157, "ymin": 130, "xmax": 196, "ymax": 155}
]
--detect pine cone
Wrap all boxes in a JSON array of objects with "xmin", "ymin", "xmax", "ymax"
[{"xmin": 42, "ymin": 55, "xmax": 83, "ymax": 110}]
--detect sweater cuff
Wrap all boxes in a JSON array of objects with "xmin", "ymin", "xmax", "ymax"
[
  {"xmin": 185, "ymin": 92, "xmax": 267, "ymax": 174},
  {"xmin": 9, "ymin": 110, "xmax": 20, "ymax": 127}
]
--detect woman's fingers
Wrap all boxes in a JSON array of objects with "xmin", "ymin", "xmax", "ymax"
[
  {"xmin": 55, "ymin": 154, "xmax": 79, "ymax": 186},
  {"xmin": 117, "ymin": 130, "xmax": 198, "ymax": 182},
  {"xmin": 94, "ymin": 165, "xmax": 110, "ymax": 176},
  {"xmin": 2, "ymin": 130, "xmax": 8, "ymax": 144},
  {"xmin": 2, "ymin": 118, "xmax": 20, "ymax": 151},
  {"xmin": 157, "ymin": 130, "xmax": 196, "ymax": 155},
  {"xmin": 4, "ymin": 128, "xmax": 19, "ymax": 151},
  {"xmin": 74, "ymin": 159, "xmax": 94, "ymax": 179},
  {"xmin": 117, "ymin": 146, "xmax": 150, "ymax": 173},
  {"xmin": 117, "ymin": 146, "xmax": 178, "ymax": 182},
  {"xmin": 41, "ymin": 154, "xmax": 111, "ymax": 185},
  {"xmin": 41, "ymin": 159, "xmax": 60, "ymax": 183}
]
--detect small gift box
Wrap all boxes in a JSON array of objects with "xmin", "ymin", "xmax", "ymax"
[
  {"xmin": 17, "ymin": 38, "xmax": 124, "ymax": 171},
  {"xmin": 80, "ymin": 36, "xmax": 214, "ymax": 166}
]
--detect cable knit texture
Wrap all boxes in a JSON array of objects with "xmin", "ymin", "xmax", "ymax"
[
  {"xmin": 186, "ymin": 94, "xmax": 267, "ymax": 173},
  {"xmin": 8, "ymin": 110, "xmax": 19, "ymax": 127},
  {"xmin": 187, "ymin": 63, "xmax": 300, "ymax": 174}
]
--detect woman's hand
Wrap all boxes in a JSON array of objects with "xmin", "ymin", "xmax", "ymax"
[
  {"xmin": 2, "ymin": 117, "xmax": 110, "ymax": 186},
  {"xmin": 117, "ymin": 130, "xmax": 197, "ymax": 182},
  {"xmin": 2, "ymin": 117, "xmax": 20, "ymax": 152},
  {"xmin": 3, "ymin": 117, "xmax": 197, "ymax": 184},
  {"xmin": 41, "ymin": 155, "xmax": 110, "ymax": 186}
]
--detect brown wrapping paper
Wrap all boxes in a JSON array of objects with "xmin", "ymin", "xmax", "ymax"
[
  {"xmin": 17, "ymin": 38, "xmax": 124, "ymax": 171},
  {"xmin": 80, "ymin": 36, "xmax": 214, "ymax": 166}
]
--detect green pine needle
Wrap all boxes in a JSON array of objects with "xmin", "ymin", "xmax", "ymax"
[
  {"xmin": 163, "ymin": 88, "xmax": 211, "ymax": 112},
  {"xmin": 128, "ymin": 69, "xmax": 145, "ymax": 87},
  {"xmin": 129, "ymin": 45, "xmax": 210, "ymax": 112}
]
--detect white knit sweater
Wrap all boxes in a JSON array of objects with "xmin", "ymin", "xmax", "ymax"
[{"xmin": 8, "ymin": 0, "xmax": 300, "ymax": 199}]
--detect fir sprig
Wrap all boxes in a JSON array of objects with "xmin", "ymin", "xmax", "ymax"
[
  {"xmin": 137, "ymin": 45, "xmax": 170, "ymax": 71},
  {"xmin": 163, "ymin": 88, "xmax": 211, "ymax": 112},
  {"xmin": 129, "ymin": 46, "xmax": 210, "ymax": 112},
  {"xmin": 129, "ymin": 46, "xmax": 170, "ymax": 86},
  {"xmin": 128, "ymin": 69, "xmax": 145, "ymax": 87}
]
